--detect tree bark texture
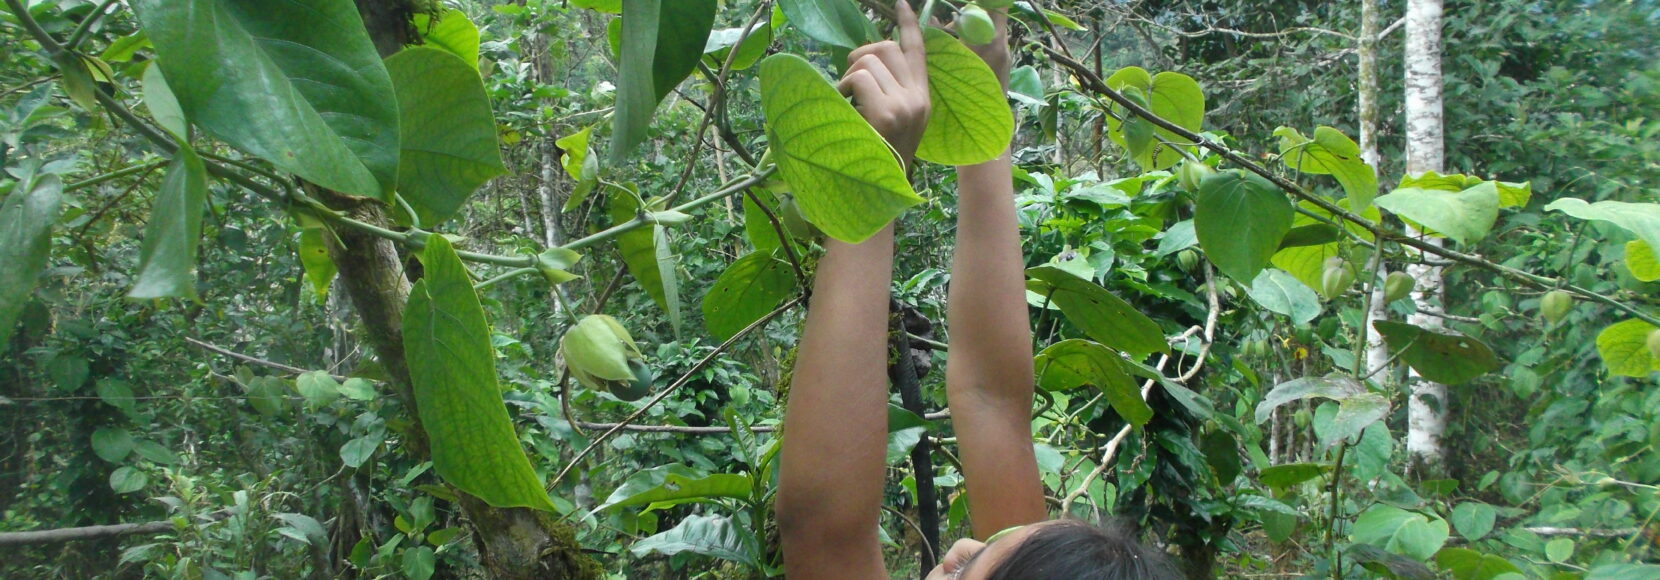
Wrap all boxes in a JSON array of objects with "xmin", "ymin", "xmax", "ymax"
[
  {"xmin": 1403, "ymin": 0, "xmax": 1449, "ymax": 473},
  {"xmin": 1358, "ymin": 0, "xmax": 1392, "ymax": 383},
  {"xmin": 309, "ymin": 3, "xmax": 601, "ymax": 578}
]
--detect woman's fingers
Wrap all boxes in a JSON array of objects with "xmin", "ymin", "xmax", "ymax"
[
  {"xmin": 850, "ymin": 41, "xmax": 912, "ymax": 90},
  {"xmin": 837, "ymin": 68, "xmax": 884, "ymax": 105},
  {"xmin": 849, "ymin": 53, "xmax": 903, "ymax": 95},
  {"xmin": 894, "ymin": 0, "xmax": 928, "ymax": 85}
]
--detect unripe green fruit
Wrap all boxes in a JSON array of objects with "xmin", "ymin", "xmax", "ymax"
[
  {"xmin": 1176, "ymin": 249, "xmax": 1198, "ymax": 272},
  {"xmin": 777, "ymin": 195, "xmax": 822, "ymax": 242},
  {"xmin": 1540, "ymin": 290, "xmax": 1573, "ymax": 324},
  {"xmin": 1321, "ymin": 262, "xmax": 1355, "ymax": 299},
  {"xmin": 1647, "ymin": 329, "xmax": 1660, "ymax": 361},
  {"xmin": 1383, "ymin": 271, "xmax": 1415, "ymax": 303},
  {"xmin": 1293, "ymin": 409, "xmax": 1311, "ymax": 429},
  {"xmin": 1177, "ymin": 160, "xmax": 1216, "ymax": 192},
  {"xmin": 957, "ymin": 5, "xmax": 997, "ymax": 44},
  {"xmin": 560, "ymin": 315, "xmax": 651, "ymax": 399}
]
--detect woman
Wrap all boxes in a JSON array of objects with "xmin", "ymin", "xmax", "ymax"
[{"xmin": 775, "ymin": 2, "xmax": 1180, "ymax": 578}]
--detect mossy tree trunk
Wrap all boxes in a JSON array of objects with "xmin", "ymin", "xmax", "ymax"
[{"xmin": 302, "ymin": 2, "xmax": 601, "ymax": 578}]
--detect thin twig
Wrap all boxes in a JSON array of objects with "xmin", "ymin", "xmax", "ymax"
[{"xmin": 548, "ymin": 296, "xmax": 805, "ymax": 489}]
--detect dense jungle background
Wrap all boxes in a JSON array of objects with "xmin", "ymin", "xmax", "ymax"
[{"xmin": 2, "ymin": 0, "xmax": 1658, "ymax": 578}]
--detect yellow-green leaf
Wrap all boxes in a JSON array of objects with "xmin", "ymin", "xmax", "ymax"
[
  {"xmin": 759, "ymin": 54, "xmax": 923, "ymax": 243},
  {"xmin": 1273, "ymin": 126, "xmax": 1378, "ymax": 211},
  {"xmin": 1626, "ymin": 240, "xmax": 1660, "ymax": 282},
  {"xmin": 1596, "ymin": 319, "xmax": 1660, "ymax": 377},
  {"xmin": 914, "ymin": 28, "xmax": 1014, "ymax": 165}
]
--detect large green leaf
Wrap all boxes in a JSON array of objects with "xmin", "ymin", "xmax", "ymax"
[
  {"xmin": 1271, "ymin": 199, "xmax": 1380, "ymax": 293},
  {"xmin": 1259, "ymin": 463, "xmax": 1329, "ymax": 490},
  {"xmin": 776, "ymin": 0, "xmax": 876, "ymax": 48},
  {"xmin": 0, "ymin": 174, "xmax": 62, "ymax": 346},
  {"xmin": 91, "ymin": 427, "xmax": 134, "ymax": 463},
  {"xmin": 596, "ymin": 464, "xmax": 751, "ymax": 512},
  {"xmin": 702, "ymin": 250, "xmax": 794, "ymax": 341},
  {"xmin": 629, "ymin": 514, "xmax": 759, "ymax": 567},
  {"xmin": 914, "ymin": 28, "xmax": 1014, "ymax": 165},
  {"xmin": 759, "ymin": 53, "xmax": 923, "ymax": 243},
  {"xmin": 1103, "ymin": 67, "xmax": 1204, "ymax": 170},
  {"xmin": 1449, "ymin": 502, "xmax": 1497, "ymax": 541},
  {"xmin": 1544, "ymin": 197, "xmax": 1660, "ymax": 255},
  {"xmin": 1314, "ymin": 393, "xmax": 1389, "ymax": 449},
  {"xmin": 1274, "ymin": 126, "xmax": 1378, "ymax": 211},
  {"xmin": 1374, "ymin": 182, "xmax": 1500, "ymax": 245},
  {"xmin": 1195, "ymin": 170, "xmax": 1292, "ymax": 282},
  {"xmin": 1372, "ymin": 321, "xmax": 1500, "ymax": 384},
  {"xmin": 1399, "ymin": 171, "xmax": 1531, "ymax": 208},
  {"xmin": 1352, "ymin": 505, "xmax": 1449, "ymax": 561},
  {"xmin": 1246, "ymin": 269, "xmax": 1322, "ymax": 325},
  {"xmin": 386, "ymin": 47, "xmax": 507, "ymax": 227},
  {"xmin": 133, "ymin": 0, "xmax": 398, "ymax": 201},
  {"xmin": 1026, "ymin": 265, "xmax": 1168, "ymax": 357},
  {"xmin": 612, "ymin": 0, "xmax": 718, "ymax": 162},
  {"xmin": 128, "ymin": 146, "xmax": 207, "ymax": 299},
  {"xmin": 412, "ymin": 9, "xmax": 480, "ymax": 70},
  {"xmin": 1434, "ymin": 548, "xmax": 1520, "ymax": 580},
  {"xmin": 1254, "ymin": 375, "xmax": 1364, "ymax": 424},
  {"xmin": 1625, "ymin": 240, "xmax": 1660, "ymax": 282},
  {"xmin": 1034, "ymin": 339, "xmax": 1150, "ymax": 427},
  {"xmin": 1595, "ymin": 318, "xmax": 1660, "ymax": 377},
  {"xmin": 405, "ymin": 236, "xmax": 556, "ymax": 511},
  {"xmin": 610, "ymin": 193, "xmax": 680, "ymax": 334}
]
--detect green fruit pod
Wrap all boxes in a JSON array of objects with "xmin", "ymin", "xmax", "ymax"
[
  {"xmin": 1540, "ymin": 290, "xmax": 1573, "ymax": 324},
  {"xmin": 1176, "ymin": 160, "xmax": 1216, "ymax": 193},
  {"xmin": 1383, "ymin": 271, "xmax": 1415, "ymax": 304},
  {"xmin": 1176, "ymin": 249, "xmax": 1198, "ymax": 272},
  {"xmin": 1647, "ymin": 329, "xmax": 1660, "ymax": 362},
  {"xmin": 1321, "ymin": 263, "xmax": 1355, "ymax": 299},
  {"xmin": 957, "ymin": 5, "xmax": 997, "ymax": 45},
  {"xmin": 610, "ymin": 359, "xmax": 654, "ymax": 401},
  {"xmin": 559, "ymin": 315, "xmax": 640, "ymax": 386}
]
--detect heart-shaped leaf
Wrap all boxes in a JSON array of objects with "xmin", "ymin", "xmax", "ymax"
[
  {"xmin": 1372, "ymin": 321, "xmax": 1500, "ymax": 384},
  {"xmin": 386, "ymin": 47, "xmax": 507, "ymax": 227},
  {"xmin": 1196, "ymin": 170, "xmax": 1292, "ymax": 282},
  {"xmin": 1274, "ymin": 126, "xmax": 1378, "ymax": 211}
]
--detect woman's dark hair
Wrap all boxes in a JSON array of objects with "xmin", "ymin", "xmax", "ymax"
[{"xmin": 984, "ymin": 520, "xmax": 1181, "ymax": 580}]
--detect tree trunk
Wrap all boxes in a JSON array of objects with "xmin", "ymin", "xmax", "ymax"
[
  {"xmin": 312, "ymin": 3, "xmax": 600, "ymax": 578},
  {"xmin": 1403, "ymin": 0, "xmax": 1448, "ymax": 474},
  {"xmin": 1358, "ymin": 0, "xmax": 1391, "ymax": 380}
]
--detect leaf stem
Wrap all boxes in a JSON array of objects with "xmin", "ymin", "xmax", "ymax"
[
  {"xmin": 547, "ymin": 296, "xmax": 805, "ymax": 490},
  {"xmin": 64, "ymin": 0, "xmax": 121, "ymax": 52},
  {"xmin": 64, "ymin": 159, "xmax": 169, "ymax": 192}
]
